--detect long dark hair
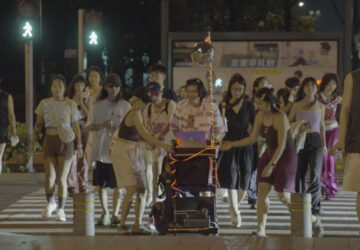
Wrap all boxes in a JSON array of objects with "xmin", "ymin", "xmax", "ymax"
[
  {"xmin": 276, "ymin": 88, "xmax": 291, "ymax": 107},
  {"xmin": 49, "ymin": 74, "xmax": 67, "ymax": 96},
  {"xmin": 252, "ymin": 76, "xmax": 267, "ymax": 95},
  {"xmin": 185, "ymin": 78, "xmax": 208, "ymax": 103},
  {"xmin": 319, "ymin": 73, "xmax": 341, "ymax": 97},
  {"xmin": 86, "ymin": 66, "xmax": 104, "ymax": 86},
  {"xmin": 67, "ymin": 74, "xmax": 86, "ymax": 99},
  {"xmin": 254, "ymin": 87, "xmax": 279, "ymax": 113},
  {"xmin": 97, "ymin": 73, "xmax": 123, "ymax": 103},
  {"xmin": 295, "ymin": 77, "xmax": 318, "ymax": 110},
  {"xmin": 223, "ymin": 73, "xmax": 246, "ymax": 107}
]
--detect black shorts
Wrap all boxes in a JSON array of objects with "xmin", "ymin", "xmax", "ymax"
[{"xmin": 92, "ymin": 161, "xmax": 117, "ymax": 188}]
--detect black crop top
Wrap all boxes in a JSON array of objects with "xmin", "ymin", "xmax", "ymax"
[{"xmin": 118, "ymin": 111, "xmax": 140, "ymax": 142}]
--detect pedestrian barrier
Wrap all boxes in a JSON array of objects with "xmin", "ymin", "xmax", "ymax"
[
  {"xmin": 73, "ymin": 192, "xmax": 95, "ymax": 236},
  {"xmin": 290, "ymin": 193, "xmax": 312, "ymax": 238}
]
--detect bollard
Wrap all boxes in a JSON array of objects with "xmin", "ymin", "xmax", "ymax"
[
  {"xmin": 73, "ymin": 192, "xmax": 95, "ymax": 236},
  {"xmin": 290, "ymin": 193, "xmax": 312, "ymax": 238}
]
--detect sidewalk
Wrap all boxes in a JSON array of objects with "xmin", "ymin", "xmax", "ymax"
[
  {"xmin": 1, "ymin": 233, "xmax": 359, "ymax": 250},
  {"xmin": 0, "ymin": 173, "xmax": 44, "ymax": 210}
]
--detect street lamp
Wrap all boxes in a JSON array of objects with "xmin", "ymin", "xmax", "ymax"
[{"xmin": 298, "ymin": 1, "xmax": 305, "ymax": 7}]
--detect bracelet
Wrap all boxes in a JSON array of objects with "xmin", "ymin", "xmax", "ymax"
[{"xmin": 77, "ymin": 144, "xmax": 83, "ymax": 148}]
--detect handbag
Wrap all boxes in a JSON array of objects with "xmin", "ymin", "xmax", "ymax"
[{"xmin": 49, "ymin": 100, "xmax": 75, "ymax": 143}]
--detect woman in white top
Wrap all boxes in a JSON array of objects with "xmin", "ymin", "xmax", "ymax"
[
  {"xmin": 87, "ymin": 73, "xmax": 131, "ymax": 227},
  {"xmin": 34, "ymin": 75, "xmax": 82, "ymax": 222}
]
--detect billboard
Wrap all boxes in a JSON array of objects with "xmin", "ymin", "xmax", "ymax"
[{"xmin": 171, "ymin": 40, "xmax": 338, "ymax": 103}]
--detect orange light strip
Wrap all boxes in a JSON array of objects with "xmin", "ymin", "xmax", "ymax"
[
  {"xmin": 170, "ymin": 180, "xmax": 185, "ymax": 195},
  {"xmin": 182, "ymin": 146, "xmax": 216, "ymax": 162},
  {"xmin": 212, "ymin": 159, "xmax": 221, "ymax": 188},
  {"xmin": 205, "ymin": 32, "xmax": 215, "ymax": 147}
]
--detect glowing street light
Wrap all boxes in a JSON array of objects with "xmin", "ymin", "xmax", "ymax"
[
  {"xmin": 22, "ymin": 22, "xmax": 33, "ymax": 38},
  {"xmin": 89, "ymin": 31, "xmax": 98, "ymax": 45},
  {"xmin": 298, "ymin": 1, "xmax": 304, "ymax": 7}
]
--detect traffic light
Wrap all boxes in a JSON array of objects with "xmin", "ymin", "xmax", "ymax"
[
  {"xmin": 17, "ymin": 0, "xmax": 40, "ymax": 40},
  {"xmin": 85, "ymin": 10, "xmax": 103, "ymax": 47}
]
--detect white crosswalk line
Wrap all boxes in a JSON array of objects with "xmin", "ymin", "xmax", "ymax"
[{"xmin": 0, "ymin": 169, "xmax": 359, "ymax": 237}]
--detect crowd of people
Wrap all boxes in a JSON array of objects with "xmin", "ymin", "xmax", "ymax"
[{"xmin": 1, "ymin": 59, "xmax": 360, "ymax": 237}]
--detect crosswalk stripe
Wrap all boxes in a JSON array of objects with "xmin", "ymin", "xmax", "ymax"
[{"xmin": 1, "ymin": 170, "xmax": 359, "ymax": 237}]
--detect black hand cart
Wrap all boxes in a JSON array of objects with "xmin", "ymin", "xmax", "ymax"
[{"xmin": 151, "ymin": 146, "xmax": 219, "ymax": 236}]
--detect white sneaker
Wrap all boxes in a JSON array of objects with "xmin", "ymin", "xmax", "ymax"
[
  {"xmin": 56, "ymin": 208, "xmax": 66, "ymax": 222},
  {"xmin": 145, "ymin": 194, "xmax": 153, "ymax": 207},
  {"xmin": 230, "ymin": 210, "xmax": 241, "ymax": 228},
  {"xmin": 41, "ymin": 202, "xmax": 57, "ymax": 218},
  {"xmin": 148, "ymin": 216, "xmax": 156, "ymax": 231}
]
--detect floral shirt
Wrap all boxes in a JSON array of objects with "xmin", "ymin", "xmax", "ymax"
[{"xmin": 170, "ymin": 98, "xmax": 225, "ymax": 140}]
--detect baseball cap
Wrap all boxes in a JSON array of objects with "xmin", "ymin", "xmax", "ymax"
[
  {"xmin": 133, "ymin": 86, "xmax": 152, "ymax": 103},
  {"xmin": 147, "ymin": 81, "xmax": 161, "ymax": 93}
]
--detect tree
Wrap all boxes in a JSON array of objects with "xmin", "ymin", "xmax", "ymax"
[{"xmin": 170, "ymin": 0, "xmax": 315, "ymax": 32}]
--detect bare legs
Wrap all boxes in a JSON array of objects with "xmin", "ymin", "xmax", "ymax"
[
  {"xmin": 42, "ymin": 156, "xmax": 72, "ymax": 221},
  {"xmin": 228, "ymin": 188, "xmax": 247, "ymax": 227},
  {"xmin": 152, "ymin": 158, "xmax": 163, "ymax": 203},
  {"xmin": 119, "ymin": 185, "xmax": 147, "ymax": 228},
  {"xmin": 98, "ymin": 187, "xmax": 109, "ymax": 216},
  {"xmin": 256, "ymin": 182, "xmax": 291, "ymax": 236},
  {"xmin": 44, "ymin": 157, "xmax": 57, "ymax": 200},
  {"xmin": 144, "ymin": 147, "xmax": 153, "ymax": 206},
  {"xmin": 57, "ymin": 156, "xmax": 73, "ymax": 208},
  {"xmin": 97, "ymin": 187, "xmax": 121, "ymax": 222},
  {"xmin": 256, "ymin": 183, "xmax": 271, "ymax": 235}
]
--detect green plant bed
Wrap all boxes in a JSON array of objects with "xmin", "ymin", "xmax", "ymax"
[{"xmin": 2, "ymin": 122, "xmax": 43, "ymax": 173}]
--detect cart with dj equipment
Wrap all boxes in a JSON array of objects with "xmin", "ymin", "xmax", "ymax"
[{"xmin": 151, "ymin": 139, "xmax": 220, "ymax": 236}]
